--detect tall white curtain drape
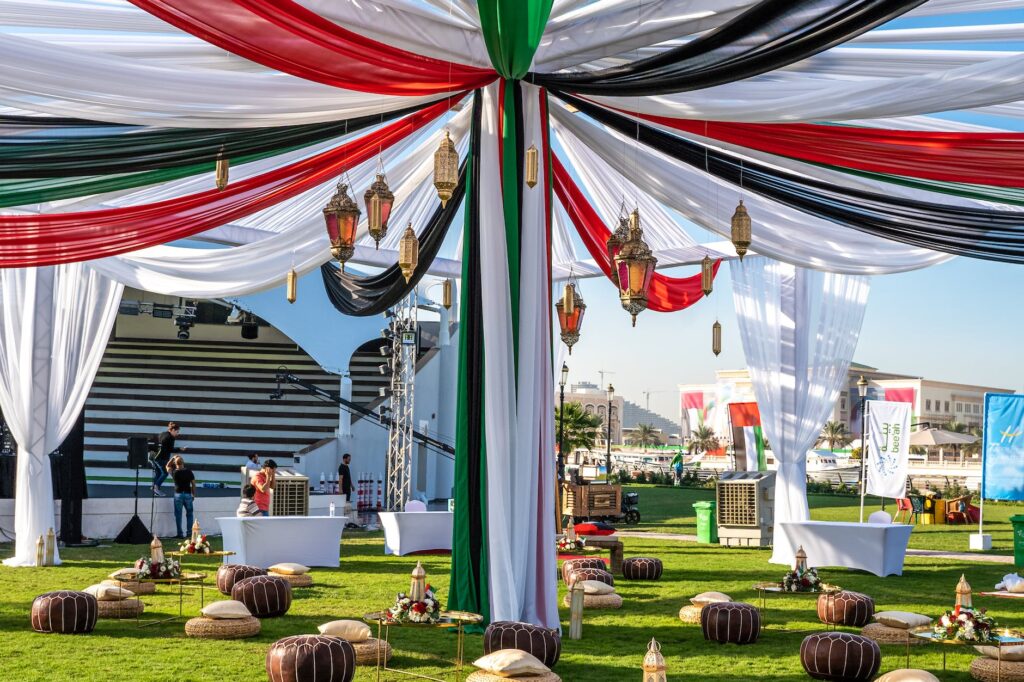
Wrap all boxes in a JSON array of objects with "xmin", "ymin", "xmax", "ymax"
[
  {"xmin": 0, "ymin": 264, "xmax": 123, "ymax": 566},
  {"xmin": 730, "ymin": 257, "xmax": 869, "ymax": 562}
]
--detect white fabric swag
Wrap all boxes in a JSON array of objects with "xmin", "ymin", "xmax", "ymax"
[
  {"xmin": 0, "ymin": 264, "xmax": 123, "ymax": 566},
  {"xmin": 730, "ymin": 257, "xmax": 869, "ymax": 560}
]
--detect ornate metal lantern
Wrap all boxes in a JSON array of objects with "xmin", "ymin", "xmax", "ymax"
[
  {"xmin": 398, "ymin": 222, "xmax": 419, "ymax": 283},
  {"xmin": 286, "ymin": 268, "xmax": 297, "ymax": 304},
  {"xmin": 701, "ymin": 255, "xmax": 714, "ymax": 297},
  {"xmin": 605, "ymin": 215, "xmax": 630, "ymax": 287},
  {"xmin": 441, "ymin": 278, "xmax": 453, "ymax": 310},
  {"xmin": 150, "ymin": 535, "xmax": 164, "ymax": 564},
  {"xmin": 795, "ymin": 545, "xmax": 808, "ymax": 572},
  {"xmin": 323, "ymin": 182, "xmax": 360, "ymax": 271},
  {"xmin": 613, "ymin": 209, "xmax": 658, "ymax": 327},
  {"xmin": 364, "ymin": 173, "xmax": 395, "ymax": 249},
  {"xmin": 731, "ymin": 199, "xmax": 751, "ymax": 260},
  {"xmin": 215, "ymin": 147, "xmax": 229, "ymax": 190},
  {"xmin": 642, "ymin": 638, "xmax": 667, "ymax": 682},
  {"xmin": 410, "ymin": 561, "xmax": 427, "ymax": 603},
  {"xmin": 433, "ymin": 130, "xmax": 459, "ymax": 207},
  {"xmin": 555, "ymin": 281, "xmax": 586, "ymax": 354},
  {"xmin": 712, "ymin": 320, "xmax": 722, "ymax": 356},
  {"xmin": 525, "ymin": 143, "xmax": 539, "ymax": 188},
  {"xmin": 955, "ymin": 574, "xmax": 973, "ymax": 610}
]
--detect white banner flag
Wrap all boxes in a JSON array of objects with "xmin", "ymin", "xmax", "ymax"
[{"xmin": 866, "ymin": 400, "xmax": 911, "ymax": 499}]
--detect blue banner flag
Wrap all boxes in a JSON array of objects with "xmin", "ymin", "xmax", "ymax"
[{"xmin": 983, "ymin": 393, "xmax": 1024, "ymax": 501}]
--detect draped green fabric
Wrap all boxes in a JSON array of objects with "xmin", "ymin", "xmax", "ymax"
[
  {"xmin": 829, "ymin": 166, "xmax": 1024, "ymax": 207},
  {"xmin": 502, "ymin": 79, "xmax": 522, "ymax": 363},
  {"xmin": 477, "ymin": 0, "xmax": 553, "ymax": 79}
]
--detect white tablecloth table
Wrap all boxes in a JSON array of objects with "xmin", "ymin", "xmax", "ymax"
[
  {"xmin": 378, "ymin": 511, "xmax": 453, "ymax": 556},
  {"xmin": 216, "ymin": 516, "xmax": 348, "ymax": 568},
  {"xmin": 772, "ymin": 521, "xmax": 913, "ymax": 577}
]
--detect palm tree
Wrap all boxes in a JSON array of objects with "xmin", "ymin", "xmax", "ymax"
[
  {"xmin": 554, "ymin": 401, "xmax": 603, "ymax": 453},
  {"xmin": 627, "ymin": 423, "xmax": 660, "ymax": 449},
  {"xmin": 944, "ymin": 420, "xmax": 968, "ymax": 434},
  {"xmin": 816, "ymin": 420, "xmax": 852, "ymax": 452},
  {"xmin": 688, "ymin": 425, "xmax": 719, "ymax": 456}
]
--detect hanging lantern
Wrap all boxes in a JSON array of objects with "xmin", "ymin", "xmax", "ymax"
[
  {"xmin": 642, "ymin": 638, "xmax": 667, "ymax": 682},
  {"xmin": 555, "ymin": 282, "xmax": 586, "ymax": 354},
  {"xmin": 731, "ymin": 199, "xmax": 752, "ymax": 260},
  {"xmin": 441, "ymin": 278, "xmax": 453, "ymax": 310},
  {"xmin": 605, "ymin": 216, "xmax": 630, "ymax": 287},
  {"xmin": 364, "ymin": 173, "xmax": 395, "ymax": 249},
  {"xmin": 795, "ymin": 545, "xmax": 808, "ymax": 572},
  {"xmin": 613, "ymin": 209, "xmax": 658, "ymax": 327},
  {"xmin": 955, "ymin": 574, "xmax": 973, "ymax": 611},
  {"xmin": 525, "ymin": 143, "xmax": 539, "ymax": 189},
  {"xmin": 323, "ymin": 182, "xmax": 360, "ymax": 271},
  {"xmin": 215, "ymin": 147, "xmax": 229, "ymax": 190},
  {"xmin": 398, "ymin": 222, "xmax": 419, "ymax": 283},
  {"xmin": 701, "ymin": 255, "xmax": 714, "ymax": 297},
  {"xmin": 712, "ymin": 320, "xmax": 722, "ymax": 356},
  {"xmin": 286, "ymin": 269, "xmax": 298, "ymax": 304},
  {"xmin": 433, "ymin": 130, "xmax": 459, "ymax": 207}
]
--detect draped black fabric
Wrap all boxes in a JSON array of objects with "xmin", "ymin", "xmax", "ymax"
[
  {"xmin": 559, "ymin": 93, "xmax": 1024, "ymax": 263},
  {"xmin": 320, "ymin": 163, "xmax": 467, "ymax": 316},
  {"xmin": 0, "ymin": 102, "xmax": 428, "ymax": 178},
  {"xmin": 534, "ymin": 0, "xmax": 925, "ymax": 96}
]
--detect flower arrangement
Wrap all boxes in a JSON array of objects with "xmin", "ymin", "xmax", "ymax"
[
  {"xmin": 782, "ymin": 566, "xmax": 822, "ymax": 593},
  {"xmin": 178, "ymin": 535, "xmax": 211, "ymax": 554},
  {"xmin": 134, "ymin": 556, "xmax": 181, "ymax": 580},
  {"xmin": 934, "ymin": 606, "xmax": 996, "ymax": 642},
  {"xmin": 557, "ymin": 535, "xmax": 586, "ymax": 553},
  {"xmin": 386, "ymin": 585, "xmax": 440, "ymax": 624}
]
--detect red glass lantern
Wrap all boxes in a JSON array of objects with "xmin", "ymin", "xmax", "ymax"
[
  {"xmin": 613, "ymin": 209, "xmax": 658, "ymax": 326},
  {"xmin": 555, "ymin": 282, "xmax": 586, "ymax": 354},
  {"xmin": 364, "ymin": 173, "xmax": 394, "ymax": 249},
  {"xmin": 323, "ymin": 182, "xmax": 360, "ymax": 271}
]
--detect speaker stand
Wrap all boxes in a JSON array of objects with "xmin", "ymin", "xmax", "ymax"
[{"xmin": 115, "ymin": 467, "xmax": 151, "ymax": 544}]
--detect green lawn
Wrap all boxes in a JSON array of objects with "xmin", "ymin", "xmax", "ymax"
[
  {"xmin": 1, "ymin": 531, "xmax": 1022, "ymax": 681},
  {"xmin": 624, "ymin": 484, "xmax": 1024, "ymax": 554}
]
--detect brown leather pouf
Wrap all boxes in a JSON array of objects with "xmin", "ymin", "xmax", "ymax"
[
  {"xmin": 483, "ymin": 621, "xmax": 561, "ymax": 668},
  {"xmin": 817, "ymin": 591, "xmax": 874, "ymax": 627},
  {"xmin": 701, "ymin": 602, "xmax": 760, "ymax": 645},
  {"xmin": 567, "ymin": 567, "xmax": 615, "ymax": 587},
  {"xmin": 560, "ymin": 558, "xmax": 607, "ymax": 585},
  {"xmin": 31, "ymin": 591, "xmax": 98, "ymax": 634},
  {"xmin": 621, "ymin": 557, "xmax": 663, "ymax": 580},
  {"xmin": 266, "ymin": 635, "xmax": 356, "ymax": 682},
  {"xmin": 217, "ymin": 564, "xmax": 267, "ymax": 595},
  {"xmin": 232, "ymin": 575, "xmax": 292, "ymax": 618},
  {"xmin": 800, "ymin": 632, "xmax": 881, "ymax": 681}
]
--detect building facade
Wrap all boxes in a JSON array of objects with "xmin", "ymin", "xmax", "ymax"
[{"xmin": 558, "ymin": 381, "xmax": 624, "ymax": 445}]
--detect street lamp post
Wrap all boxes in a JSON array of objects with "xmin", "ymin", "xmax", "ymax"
[
  {"xmin": 857, "ymin": 375, "xmax": 869, "ymax": 522},
  {"xmin": 557, "ymin": 363, "xmax": 569, "ymax": 531},
  {"xmin": 606, "ymin": 384, "xmax": 615, "ymax": 482}
]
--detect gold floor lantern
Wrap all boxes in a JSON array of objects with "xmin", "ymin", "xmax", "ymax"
[
  {"xmin": 731, "ymin": 199, "xmax": 751, "ymax": 260},
  {"xmin": 323, "ymin": 182, "xmax": 360, "ymax": 271},
  {"xmin": 410, "ymin": 561, "xmax": 427, "ymax": 603},
  {"xmin": 556, "ymin": 281, "xmax": 586, "ymax": 354},
  {"xmin": 215, "ymin": 147, "xmax": 229, "ymax": 190},
  {"xmin": 605, "ymin": 216, "xmax": 630, "ymax": 287},
  {"xmin": 955, "ymin": 574, "xmax": 973, "ymax": 610},
  {"xmin": 433, "ymin": 130, "xmax": 459, "ymax": 207},
  {"xmin": 525, "ymin": 143, "xmax": 539, "ymax": 188},
  {"xmin": 701, "ymin": 255, "xmax": 714, "ymax": 297},
  {"xmin": 712, "ymin": 320, "xmax": 722, "ymax": 356},
  {"xmin": 642, "ymin": 638, "xmax": 667, "ymax": 682},
  {"xmin": 613, "ymin": 209, "xmax": 658, "ymax": 327},
  {"xmin": 286, "ymin": 269, "xmax": 298, "ymax": 304},
  {"xmin": 364, "ymin": 173, "xmax": 395, "ymax": 249},
  {"xmin": 398, "ymin": 222, "xmax": 419, "ymax": 283},
  {"xmin": 795, "ymin": 545, "xmax": 808, "ymax": 572}
]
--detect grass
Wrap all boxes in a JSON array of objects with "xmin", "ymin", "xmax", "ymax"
[{"xmin": 1, "ymin": 529, "xmax": 1022, "ymax": 681}]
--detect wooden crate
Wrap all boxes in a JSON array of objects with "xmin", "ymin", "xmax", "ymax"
[{"xmin": 563, "ymin": 483, "xmax": 621, "ymax": 519}]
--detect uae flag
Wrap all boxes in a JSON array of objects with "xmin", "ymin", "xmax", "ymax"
[
  {"xmin": 729, "ymin": 402, "xmax": 766, "ymax": 471},
  {"xmin": 682, "ymin": 391, "xmax": 716, "ymax": 437}
]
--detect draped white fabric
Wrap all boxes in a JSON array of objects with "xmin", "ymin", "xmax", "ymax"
[
  {"xmin": 551, "ymin": 108, "xmax": 954, "ymax": 274},
  {"xmin": 0, "ymin": 264, "xmax": 123, "ymax": 566},
  {"xmin": 730, "ymin": 257, "xmax": 869, "ymax": 553}
]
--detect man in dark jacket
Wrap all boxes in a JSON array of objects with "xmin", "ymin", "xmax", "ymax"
[
  {"xmin": 152, "ymin": 421, "xmax": 186, "ymax": 497},
  {"xmin": 338, "ymin": 453, "xmax": 353, "ymax": 506}
]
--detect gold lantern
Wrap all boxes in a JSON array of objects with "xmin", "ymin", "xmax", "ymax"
[
  {"xmin": 35, "ymin": 535, "xmax": 44, "ymax": 567},
  {"xmin": 642, "ymin": 638, "xmax": 667, "ymax": 682},
  {"xmin": 701, "ymin": 255, "xmax": 714, "ymax": 297},
  {"xmin": 364, "ymin": 173, "xmax": 395, "ymax": 249},
  {"xmin": 150, "ymin": 535, "xmax": 164, "ymax": 564},
  {"xmin": 568, "ymin": 579, "xmax": 584, "ymax": 640},
  {"xmin": 286, "ymin": 268, "xmax": 298, "ymax": 304},
  {"xmin": 613, "ymin": 209, "xmax": 658, "ymax": 327},
  {"xmin": 410, "ymin": 561, "xmax": 427, "ymax": 603},
  {"xmin": 45, "ymin": 527, "xmax": 55, "ymax": 566},
  {"xmin": 795, "ymin": 545, "xmax": 808, "ymax": 572},
  {"xmin": 712, "ymin": 320, "xmax": 722, "ymax": 356},
  {"xmin": 398, "ymin": 222, "xmax": 419, "ymax": 283},
  {"xmin": 433, "ymin": 130, "xmax": 459, "ymax": 207},
  {"xmin": 605, "ymin": 216, "xmax": 630, "ymax": 287},
  {"xmin": 525, "ymin": 143, "xmax": 539, "ymax": 188},
  {"xmin": 323, "ymin": 182, "xmax": 361, "ymax": 271},
  {"xmin": 731, "ymin": 199, "xmax": 751, "ymax": 260},
  {"xmin": 955, "ymin": 574, "xmax": 973, "ymax": 610},
  {"xmin": 191, "ymin": 519, "xmax": 202, "ymax": 543},
  {"xmin": 215, "ymin": 147, "xmax": 229, "ymax": 190},
  {"xmin": 555, "ymin": 281, "xmax": 586, "ymax": 354},
  {"xmin": 441, "ymin": 278, "xmax": 453, "ymax": 310}
]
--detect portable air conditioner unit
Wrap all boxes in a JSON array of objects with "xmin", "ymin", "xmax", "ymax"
[
  {"xmin": 715, "ymin": 471, "xmax": 776, "ymax": 547},
  {"xmin": 270, "ymin": 469, "xmax": 309, "ymax": 517}
]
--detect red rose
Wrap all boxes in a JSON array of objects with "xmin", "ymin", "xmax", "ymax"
[
  {"xmin": 801, "ymin": 578, "xmax": 811, "ymax": 587},
  {"xmin": 411, "ymin": 603, "xmax": 427, "ymax": 614}
]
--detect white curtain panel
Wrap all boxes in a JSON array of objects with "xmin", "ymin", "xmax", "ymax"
[
  {"xmin": 0, "ymin": 264, "xmax": 123, "ymax": 566},
  {"xmin": 730, "ymin": 257, "xmax": 869, "ymax": 555}
]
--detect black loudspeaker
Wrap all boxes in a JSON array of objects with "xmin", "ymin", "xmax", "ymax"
[
  {"xmin": 241, "ymin": 321, "xmax": 259, "ymax": 340},
  {"xmin": 127, "ymin": 436, "xmax": 150, "ymax": 469}
]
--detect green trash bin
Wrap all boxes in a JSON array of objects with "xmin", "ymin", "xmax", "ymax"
[
  {"xmin": 693, "ymin": 501, "xmax": 718, "ymax": 544},
  {"xmin": 1011, "ymin": 515, "xmax": 1024, "ymax": 566}
]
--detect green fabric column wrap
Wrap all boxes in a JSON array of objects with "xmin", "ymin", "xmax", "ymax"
[
  {"xmin": 477, "ymin": 0, "xmax": 554, "ymax": 79},
  {"xmin": 502, "ymin": 79, "xmax": 522, "ymax": 366},
  {"xmin": 754, "ymin": 425, "xmax": 767, "ymax": 472}
]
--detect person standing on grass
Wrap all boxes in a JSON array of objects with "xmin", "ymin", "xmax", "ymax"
[
  {"xmin": 252, "ymin": 459, "xmax": 277, "ymax": 516},
  {"xmin": 170, "ymin": 455, "xmax": 196, "ymax": 539},
  {"xmin": 338, "ymin": 453, "xmax": 353, "ymax": 506}
]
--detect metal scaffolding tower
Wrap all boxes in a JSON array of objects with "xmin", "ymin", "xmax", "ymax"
[{"xmin": 384, "ymin": 293, "xmax": 418, "ymax": 511}]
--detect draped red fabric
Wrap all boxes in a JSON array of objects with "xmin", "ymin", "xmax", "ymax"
[
  {"xmin": 128, "ymin": 0, "xmax": 496, "ymax": 95},
  {"xmin": 0, "ymin": 100, "xmax": 454, "ymax": 267},
  {"xmin": 551, "ymin": 154, "xmax": 719, "ymax": 313},
  {"xmin": 598, "ymin": 103, "xmax": 1024, "ymax": 188}
]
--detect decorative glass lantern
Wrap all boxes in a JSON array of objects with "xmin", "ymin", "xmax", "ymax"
[
  {"xmin": 215, "ymin": 147, "xmax": 229, "ymax": 190},
  {"xmin": 712, "ymin": 320, "xmax": 722, "ymax": 356},
  {"xmin": 286, "ymin": 269, "xmax": 298, "ymax": 304},
  {"xmin": 433, "ymin": 130, "xmax": 459, "ymax": 207},
  {"xmin": 398, "ymin": 222, "xmax": 419, "ymax": 283},
  {"xmin": 150, "ymin": 535, "xmax": 164, "ymax": 564},
  {"xmin": 555, "ymin": 281, "xmax": 586, "ymax": 354},
  {"xmin": 613, "ymin": 209, "xmax": 658, "ymax": 327},
  {"xmin": 410, "ymin": 561, "xmax": 427, "ymax": 603},
  {"xmin": 605, "ymin": 216, "xmax": 630, "ymax": 287},
  {"xmin": 525, "ymin": 144, "xmax": 539, "ymax": 189},
  {"xmin": 642, "ymin": 638, "xmax": 667, "ymax": 682},
  {"xmin": 731, "ymin": 199, "xmax": 751, "ymax": 260},
  {"xmin": 364, "ymin": 173, "xmax": 395, "ymax": 249},
  {"xmin": 701, "ymin": 255, "xmax": 714, "ymax": 297},
  {"xmin": 955, "ymin": 574, "xmax": 973, "ymax": 610},
  {"xmin": 323, "ymin": 182, "xmax": 360, "ymax": 271},
  {"xmin": 795, "ymin": 545, "xmax": 808, "ymax": 572}
]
